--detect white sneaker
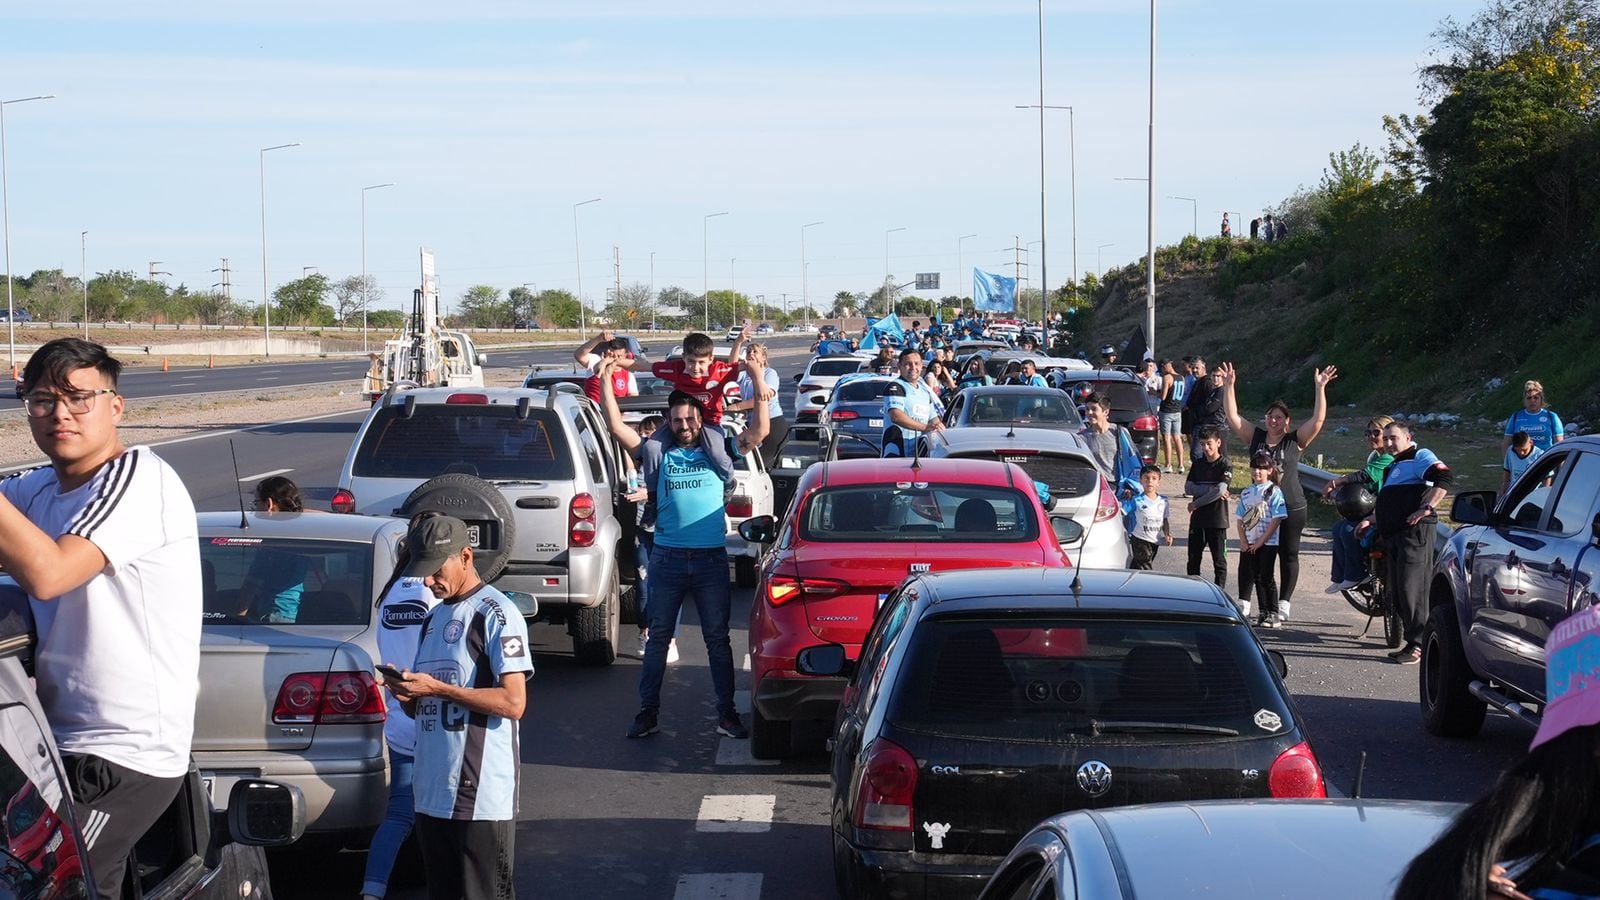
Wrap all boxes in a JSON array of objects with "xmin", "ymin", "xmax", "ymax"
[
  {"xmin": 637, "ymin": 630, "xmax": 649, "ymax": 657},
  {"xmin": 1278, "ymin": 602, "xmax": 1292, "ymax": 623},
  {"xmin": 667, "ymin": 640, "xmax": 680, "ymax": 664},
  {"xmin": 1237, "ymin": 599, "xmax": 1253, "ymax": 619}
]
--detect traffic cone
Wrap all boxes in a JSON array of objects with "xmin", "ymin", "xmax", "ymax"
[
  {"xmin": 207, "ymin": 354, "xmax": 214, "ymax": 369},
  {"xmin": 161, "ymin": 357, "xmax": 169, "ymax": 372},
  {"xmin": 9, "ymin": 362, "xmax": 16, "ymax": 381}
]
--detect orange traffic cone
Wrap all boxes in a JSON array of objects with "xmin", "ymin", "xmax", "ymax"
[
  {"xmin": 161, "ymin": 356, "xmax": 169, "ymax": 372},
  {"xmin": 9, "ymin": 362, "xmax": 16, "ymax": 381},
  {"xmin": 207, "ymin": 354, "xmax": 214, "ymax": 369}
]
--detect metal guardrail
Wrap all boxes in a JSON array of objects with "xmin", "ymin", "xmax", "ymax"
[{"xmin": 1298, "ymin": 462, "xmax": 1455, "ymax": 544}]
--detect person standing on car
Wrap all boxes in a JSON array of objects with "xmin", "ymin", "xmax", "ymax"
[
  {"xmin": 1216, "ymin": 361, "xmax": 1338, "ymax": 614},
  {"xmin": 880, "ymin": 347, "xmax": 944, "ymax": 458},
  {"xmin": 381, "ymin": 515, "xmax": 531, "ymax": 900},
  {"xmin": 596, "ymin": 357, "xmax": 770, "ymax": 740},
  {"xmin": 1357, "ymin": 420, "xmax": 1451, "ymax": 665},
  {"xmin": 0, "ymin": 338, "xmax": 201, "ymax": 900},
  {"xmin": 574, "ymin": 330, "xmax": 638, "ymax": 404}
]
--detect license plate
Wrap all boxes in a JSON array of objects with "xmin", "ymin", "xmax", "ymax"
[
  {"xmin": 869, "ymin": 419, "xmax": 883, "ymax": 428},
  {"xmin": 1001, "ymin": 456, "xmax": 1029, "ymax": 464},
  {"xmin": 467, "ymin": 524, "xmax": 482, "ymax": 547}
]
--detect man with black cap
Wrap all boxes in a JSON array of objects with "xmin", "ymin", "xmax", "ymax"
[{"xmin": 381, "ymin": 515, "xmax": 532, "ymax": 900}]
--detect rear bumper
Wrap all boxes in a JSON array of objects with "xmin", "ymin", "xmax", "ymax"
[
  {"xmin": 839, "ymin": 837, "xmax": 998, "ymax": 900},
  {"xmin": 196, "ymin": 751, "xmax": 386, "ymax": 838},
  {"xmin": 496, "ymin": 546, "xmax": 609, "ymax": 609},
  {"xmin": 754, "ymin": 672, "xmax": 848, "ymax": 722}
]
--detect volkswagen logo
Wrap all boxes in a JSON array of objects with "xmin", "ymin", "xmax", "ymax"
[{"xmin": 1076, "ymin": 760, "xmax": 1113, "ymax": 797}]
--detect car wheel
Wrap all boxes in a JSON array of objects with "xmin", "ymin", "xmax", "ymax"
[
  {"xmin": 1421, "ymin": 601, "xmax": 1487, "ymax": 738},
  {"xmin": 619, "ymin": 581, "xmax": 641, "ymax": 626},
  {"xmin": 572, "ymin": 569, "xmax": 620, "ymax": 666},
  {"xmin": 399, "ymin": 473, "xmax": 516, "ymax": 582},
  {"xmin": 734, "ymin": 554, "xmax": 758, "ymax": 589},
  {"xmin": 751, "ymin": 706, "xmax": 792, "ymax": 760}
]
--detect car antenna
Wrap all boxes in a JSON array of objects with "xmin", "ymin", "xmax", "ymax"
[
  {"xmin": 1351, "ymin": 751, "xmax": 1367, "ymax": 799},
  {"xmin": 229, "ymin": 439, "xmax": 249, "ymax": 530},
  {"xmin": 1069, "ymin": 480, "xmax": 1104, "ymax": 598}
]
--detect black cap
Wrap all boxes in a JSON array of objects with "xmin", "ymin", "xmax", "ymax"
[{"xmin": 400, "ymin": 515, "xmax": 472, "ymax": 578}]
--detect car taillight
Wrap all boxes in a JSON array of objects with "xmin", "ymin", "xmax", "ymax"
[
  {"xmin": 1132, "ymin": 414, "xmax": 1158, "ymax": 431},
  {"xmin": 766, "ymin": 575, "xmax": 848, "ymax": 606},
  {"xmin": 272, "ymin": 672, "xmax": 386, "ymax": 725},
  {"xmin": 1095, "ymin": 478, "xmax": 1119, "ymax": 522},
  {"xmin": 854, "ymin": 738, "xmax": 918, "ymax": 831},
  {"xmin": 1268, "ymin": 741, "xmax": 1326, "ymax": 798},
  {"xmin": 570, "ymin": 493, "xmax": 597, "ymax": 547},
  {"xmin": 799, "ymin": 383, "xmax": 822, "ymax": 394},
  {"xmin": 331, "ymin": 488, "xmax": 356, "ymax": 514},
  {"xmin": 445, "ymin": 393, "xmax": 489, "ymax": 404},
  {"xmin": 829, "ymin": 409, "xmax": 860, "ymax": 421},
  {"xmin": 725, "ymin": 495, "xmax": 755, "ymax": 518}
]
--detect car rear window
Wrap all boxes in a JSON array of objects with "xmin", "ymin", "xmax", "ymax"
[
  {"xmin": 888, "ymin": 616, "xmax": 1285, "ymax": 741},
  {"xmin": 967, "ymin": 394, "xmax": 1082, "ymax": 428},
  {"xmin": 1062, "ymin": 380, "xmax": 1145, "ymax": 413},
  {"xmin": 801, "ymin": 485, "xmax": 1040, "ymax": 543},
  {"xmin": 353, "ymin": 406, "xmax": 574, "ymax": 481},
  {"xmin": 982, "ymin": 453, "xmax": 1100, "ymax": 498},
  {"xmin": 811, "ymin": 358, "xmax": 866, "ymax": 377},
  {"xmin": 835, "ymin": 380, "xmax": 894, "ymax": 403},
  {"xmin": 200, "ymin": 538, "xmax": 376, "ymax": 626}
]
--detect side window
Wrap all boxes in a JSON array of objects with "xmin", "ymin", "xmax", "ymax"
[
  {"xmin": 856, "ymin": 593, "xmax": 915, "ymax": 716},
  {"xmin": 0, "ymin": 702, "xmax": 86, "ymax": 895},
  {"xmin": 1505, "ymin": 452, "xmax": 1570, "ymax": 530},
  {"xmin": 572, "ymin": 413, "xmax": 607, "ymax": 483},
  {"xmin": 1547, "ymin": 452, "xmax": 1600, "ymax": 537}
]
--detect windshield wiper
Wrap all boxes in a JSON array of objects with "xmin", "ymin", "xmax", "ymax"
[{"xmin": 1091, "ymin": 719, "xmax": 1240, "ymax": 737}]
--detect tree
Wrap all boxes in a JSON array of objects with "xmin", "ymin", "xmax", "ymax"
[
  {"xmin": 537, "ymin": 289, "xmax": 581, "ymax": 328},
  {"xmin": 273, "ymin": 274, "xmax": 334, "ymax": 326},
  {"xmin": 457, "ymin": 285, "xmax": 509, "ymax": 328},
  {"xmin": 603, "ymin": 282, "xmax": 655, "ymax": 328},
  {"xmin": 830, "ymin": 291, "xmax": 857, "ymax": 318},
  {"xmin": 332, "ymin": 275, "xmax": 381, "ymax": 325},
  {"xmin": 507, "ymin": 286, "xmax": 536, "ymax": 324}
]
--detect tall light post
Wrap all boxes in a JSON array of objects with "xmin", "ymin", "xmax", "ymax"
[
  {"xmin": 702, "ymin": 211, "xmax": 728, "ymax": 331},
  {"xmin": 520, "ymin": 282, "xmax": 540, "ymax": 327},
  {"xmin": 1017, "ymin": 103, "xmax": 1078, "ymax": 314},
  {"xmin": 648, "ymin": 251, "xmax": 656, "ymax": 330},
  {"xmin": 801, "ymin": 220, "xmax": 823, "ymax": 327},
  {"xmin": 1168, "ymin": 196, "xmax": 1196, "ymax": 237},
  {"xmin": 729, "ymin": 257, "xmax": 737, "ymax": 323},
  {"xmin": 259, "ymin": 142, "xmax": 300, "ymax": 358},
  {"xmin": 2, "ymin": 94, "xmax": 55, "ymax": 371},
  {"xmin": 360, "ymin": 182, "xmax": 394, "ymax": 352},
  {"xmin": 1026, "ymin": 240, "xmax": 1043, "ymax": 306},
  {"xmin": 957, "ymin": 233, "xmax": 978, "ymax": 308},
  {"xmin": 80, "ymin": 231, "xmax": 88, "ymax": 340},
  {"xmin": 572, "ymin": 197, "xmax": 601, "ymax": 334},
  {"xmin": 884, "ymin": 226, "xmax": 907, "ymax": 317},
  {"xmin": 1145, "ymin": 0, "xmax": 1158, "ymax": 355},
  {"xmin": 1097, "ymin": 243, "xmax": 1115, "ymax": 275}
]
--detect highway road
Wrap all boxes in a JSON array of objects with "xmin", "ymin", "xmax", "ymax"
[{"xmin": 61, "ymin": 333, "xmax": 1526, "ymax": 899}]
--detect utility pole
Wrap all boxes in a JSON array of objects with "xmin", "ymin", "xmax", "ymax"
[
  {"xmin": 211, "ymin": 258, "xmax": 232, "ymax": 299},
  {"xmin": 613, "ymin": 245, "xmax": 621, "ymax": 320},
  {"xmin": 149, "ymin": 261, "xmax": 171, "ymax": 280},
  {"xmin": 649, "ymin": 251, "xmax": 656, "ymax": 330}
]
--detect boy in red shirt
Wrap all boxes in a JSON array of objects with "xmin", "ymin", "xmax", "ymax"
[{"xmin": 650, "ymin": 325, "xmax": 747, "ymax": 424}]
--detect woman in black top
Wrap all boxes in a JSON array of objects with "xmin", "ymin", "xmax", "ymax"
[{"xmin": 1216, "ymin": 362, "xmax": 1338, "ymax": 618}]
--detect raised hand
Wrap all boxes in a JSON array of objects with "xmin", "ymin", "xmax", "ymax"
[
  {"xmin": 1313, "ymin": 365, "xmax": 1339, "ymax": 387},
  {"xmin": 1217, "ymin": 362, "xmax": 1237, "ymax": 387}
]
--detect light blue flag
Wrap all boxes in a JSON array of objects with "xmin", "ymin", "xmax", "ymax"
[{"xmin": 973, "ymin": 269, "xmax": 1016, "ymax": 313}]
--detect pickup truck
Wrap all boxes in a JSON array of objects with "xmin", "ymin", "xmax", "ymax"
[{"xmin": 1420, "ymin": 434, "xmax": 1600, "ymax": 737}]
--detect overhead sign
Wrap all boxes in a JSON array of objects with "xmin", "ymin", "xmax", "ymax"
[{"xmin": 915, "ymin": 273, "xmax": 940, "ymax": 291}]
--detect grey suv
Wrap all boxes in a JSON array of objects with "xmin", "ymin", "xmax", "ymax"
[{"xmin": 333, "ymin": 384, "xmax": 633, "ymax": 665}]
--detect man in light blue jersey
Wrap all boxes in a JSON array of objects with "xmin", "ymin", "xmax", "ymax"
[
  {"xmin": 880, "ymin": 347, "xmax": 944, "ymax": 457},
  {"xmin": 382, "ymin": 515, "xmax": 532, "ymax": 900}
]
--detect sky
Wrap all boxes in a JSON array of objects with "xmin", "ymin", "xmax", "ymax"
[{"xmin": 0, "ymin": 0, "xmax": 1466, "ymax": 316}]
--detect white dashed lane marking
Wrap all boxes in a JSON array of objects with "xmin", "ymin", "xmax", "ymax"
[
  {"xmin": 695, "ymin": 794, "xmax": 775, "ymax": 833},
  {"xmin": 741, "ymin": 653, "xmax": 750, "ymax": 672},
  {"xmin": 238, "ymin": 467, "xmax": 293, "ymax": 482},
  {"xmin": 673, "ymin": 873, "xmax": 763, "ymax": 900}
]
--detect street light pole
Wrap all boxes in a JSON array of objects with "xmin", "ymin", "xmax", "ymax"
[
  {"xmin": 361, "ymin": 182, "xmax": 394, "ymax": 353},
  {"xmin": 1168, "ymin": 196, "xmax": 1196, "ymax": 237},
  {"xmin": 957, "ymin": 233, "xmax": 978, "ymax": 308},
  {"xmin": 573, "ymin": 197, "xmax": 601, "ymax": 334},
  {"xmin": 649, "ymin": 251, "xmax": 655, "ymax": 330},
  {"xmin": 703, "ymin": 211, "xmax": 728, "ymax": 331},
  {"xmin": 884, "ymin": 226, "xmax": 907, "ymax": 318},
  {"xmin": 1145, "ymin": 0, "xmax": 1158, "ymax": 356},
  {"xmin": 801, "ymin": 220, "xmax": 823, "ymax": 329},
  {"xmin": 730, "ymin": 258, "xmax": 737, "ymax": 323},
  {"xmin": 259, "ymin": 142, "xmax": 300, "ymax": 358},
  {"xmin": 1097, "ymin": 243, "xmax": 1114, "ymax": 275},
  {"xmin": 2, "ymin": 94, "xmax": 55, "ymax": 372},
  {"xmin": 80, "ymin": 231, "xmax": 88, "ymax": 340},
  {"xmin": 1017, "ymin": 103, "xmax": 1078, "ymax": 319}
]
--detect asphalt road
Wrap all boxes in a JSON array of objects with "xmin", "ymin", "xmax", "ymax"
[{"xmin": 99, "ymin": 334, "xmax": 1528, "ymax": 899}]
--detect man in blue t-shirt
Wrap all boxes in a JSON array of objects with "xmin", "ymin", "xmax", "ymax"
[
  {"xmin": 597, "ymin": 356, "xmax": 771, "ymax": 741},
  {"xmin": 381, "ymin": 515, "xmax": 531, "ymax": 900},
  {"xmin": 881, "ymin": 347, "xmax": 944, "ymax": 457}
]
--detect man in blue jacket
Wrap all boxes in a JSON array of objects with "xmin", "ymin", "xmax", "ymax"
[{"xmin": 1360, "ymin": 420, "xmax": 1451, "ymax": 664}]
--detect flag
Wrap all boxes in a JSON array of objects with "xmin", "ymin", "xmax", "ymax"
[
  {"xmin": 860, "ymin": 312, "xmax": 904, "ymax": 350},
  {"xmin": 973, "ymin": 269, "xmax": 1016, "ymax": 313}
]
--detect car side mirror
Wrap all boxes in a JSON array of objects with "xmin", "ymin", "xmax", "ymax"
[
  {"xmin": 792, "ymin": 373, "xmax": 802, "ymax": 382},
  {"xmin": 1591, "ymin": 512, "xmax": 1600, "ymax": 547},
  {"xmin": 796, "ymin": 643, "xmax": 848, "ymax": 677},
  {"xmin": 1450, "ymin": 491, "xmax": 1495, "ymax": 526},
  {"xmin": 1267, "ymin": 649, "xmax": 1289, "ymax": 679},
  {"xmin": 1050, "ymin": 515, "xmax": 1084, "ymax": 544},
  {"xmin": 227, "ymin": 780, "xmax": 306, "ymax": 846},
  {"xmin": 738, "ymin": 515, "xmax": 778, "ymax": 545},
  {"xmin": 478, "ymin": 353, "xmax": 489, "ymax": 365}
]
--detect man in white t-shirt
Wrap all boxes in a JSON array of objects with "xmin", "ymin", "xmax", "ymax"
[{"xmin": 0, "ymin": 338, "xmax": 201, "ymax": 900}]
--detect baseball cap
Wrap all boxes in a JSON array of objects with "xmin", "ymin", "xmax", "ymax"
[
  {"xmin": 400, "ymin": 515, "xmax": 472, "ymax": 578},
  {"xmin": 1531, "ymin": 605, "xmax": 1600, "ymax": 750}
]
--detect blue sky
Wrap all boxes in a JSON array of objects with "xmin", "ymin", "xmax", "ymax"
[{"xmin": 1, "ymin": 0, "xmax": 1463, "ymax": 315}]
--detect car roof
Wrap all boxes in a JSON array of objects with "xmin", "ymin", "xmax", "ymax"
[
  {"xmin": 1056, "ymin": 369, "xmax": 1141, "ymax": 383},
  {"xmin": 931, "ymin": 426, "xmax": 1091, "ymax": 456},
  {"xmin": 907, "ymin": 568, "xmax": 1239, "ymax": 617},
  {"xmin": 833, "ymin": 373, "xmax": 895, "ymax": 387},
  {"xmin": 797, "ymin": 457, "xmax": 1034, "ymax": 489},
  {"xmin": 960, "ymin": 384, "xmax": 1066, "ymax": 397},
  {"xmin": 197, "ymin": 511, "xmax": 408, "ymax": 541},
  {"xmin": 380, "ymin": 385, "xmax": 577, "ymax": 407}
]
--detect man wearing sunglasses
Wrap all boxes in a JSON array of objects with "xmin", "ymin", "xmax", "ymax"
[{"xmin": 0, "ymin": 338, "xmax": 201, "ymax": 900}]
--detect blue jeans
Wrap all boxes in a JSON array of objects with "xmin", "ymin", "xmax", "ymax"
[
  {"xmin": 1330, "ymin": 518, "xmax": 1369, "ymax": 585},
  {"xmin": 639, "ymin": 545, "xmax": 736, "ymax": 718},
  {"xmin": 635, "ymin": 531, "xmax": 681, "ymax": 633},
  {"xmin": 360, "ymin": 750, "xmax": 415, "ymax": 898}
]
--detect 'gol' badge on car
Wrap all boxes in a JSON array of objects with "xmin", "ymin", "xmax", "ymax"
[
  {"xmin": 1254, "ymin": 709, "xmax": 1283, "ymax": 733},
  {"xmin": 922, "ymin": 822, "xmax": 952, "ymax": 849}
]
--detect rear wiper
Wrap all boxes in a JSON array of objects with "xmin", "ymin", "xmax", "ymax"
[{"xmin": 1091, "ymin": 719, "xmax": 1240, "ymax": 737}]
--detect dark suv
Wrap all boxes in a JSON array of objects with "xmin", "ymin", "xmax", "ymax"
[{"xmin": 1421, "ymin": 434, "xmax": 1600, "ymax": 737}]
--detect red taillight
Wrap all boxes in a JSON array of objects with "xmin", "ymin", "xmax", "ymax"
[
  {"xmin": 766, "ymin": 574, "xmax": 848, "ymax": 606},
  {"xmin": 272, "ymin": 671, "xmax": 386, "ymax": 725},
  {"xmin": 799, "ymin": 383, "xmax": 822, "ymax": 394},
  {"xmin": 854, "ymin": 738, "xmax": 918, "ymax": 831},
  {"xmin": 1268, "ymin": 741, "xmax": 1326, "ymax": 798},
  {"xmin": 1095, "ymin": 478, "xmax": 1120, "ymax": 522},
  {"xmin": 445, "ymin": 393, "xmax": 489, "ymax": 405},
  {"xmin": 570, "ymin": 493, "xmax": 597, "ymax": 548},
  {"xmin": 829, "ymin": 409, "xmax": 860, "ymax": 421},
  {"xmin": 1132, "ymin": 414, "xmax": 1158, "ymax": 431},
  {"xmin": 331, "ymin": 488, "xmax": 356, "ymax": 514},
  {"xmin": 725, "ymin": 495, "xmax": 754, "ymax": 518}
]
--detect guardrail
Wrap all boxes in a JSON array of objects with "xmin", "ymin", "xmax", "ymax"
[{"xmin": 1299, "ymin": 461, "xmax": 1455, "ymax": 544}]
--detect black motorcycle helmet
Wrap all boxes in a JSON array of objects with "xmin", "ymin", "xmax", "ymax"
[{"xmin": 1334, "ymin": 482, "xmax": 1377, "ymax": 521}]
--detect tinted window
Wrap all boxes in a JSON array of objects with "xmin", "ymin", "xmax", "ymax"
[
  {"xmin": 1505, "ymin": 452, "xmax": 1569, "ymax": 529},
  {"xmin": 1062, "ymin": 380, "xmax": 1145, "ymax": 412},
  {"xmin": 966, "ymin": 393, "xmax": 1082, "ymax": 427},
  {"xmin": 201, "ymin": 538, "xmax": 375, "ymax": 626},
  {"xmin": 353, "ymin": 405, "xmax": 574, "ymax": 480},
  {"xmin": 835, "ymin": 380, "xmax": 894, "ymax": 403},
  {"xmin": 991, "ymin": 453, "xmax": 1100, "ymax": 498},
  {"xmin": 1548, "ymin": 452, "xmax": 1600, "ymax": 536},
  {"xmin": 801, "ymin": 485, "xmax": 1040, "ymax": 543},
  {"xmin": 811, "ymin": 359, "xmax": 866, "ymax": 377},
  {"xmin": 888, "ymin": 616, "xmax": 1285, "ymax": 741}
]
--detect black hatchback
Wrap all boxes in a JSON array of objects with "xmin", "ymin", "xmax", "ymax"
[{"xmin": 800, "ymin": 567, "xmax": 1325, "ymax": 900}]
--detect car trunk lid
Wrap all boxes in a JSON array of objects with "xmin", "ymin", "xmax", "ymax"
[{"xmin": 196, "ymin": 625, "xmax": 366, "ymax": 752}]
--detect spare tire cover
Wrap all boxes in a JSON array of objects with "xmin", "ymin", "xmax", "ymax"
[{"xmin": 400, "ymin": 473, "xmax": 516, "ymax": 583}]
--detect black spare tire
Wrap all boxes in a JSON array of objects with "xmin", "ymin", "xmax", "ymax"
[{"xmin": 399, "ymin": 473, "xmax": 515, "ymax": 583}]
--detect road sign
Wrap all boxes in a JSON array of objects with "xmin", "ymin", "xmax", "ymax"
[
  {"xmin": 627, "ymin": 309, "xmax": 637, "ymax": 320},
  {"xmin": 915, "ymin": 273, "xmax": 940, "ymax": 290}
]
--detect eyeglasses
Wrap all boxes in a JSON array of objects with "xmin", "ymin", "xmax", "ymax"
[{"xmin": 23, "ymin": 389, "xmax": 118, "ymax": 418}]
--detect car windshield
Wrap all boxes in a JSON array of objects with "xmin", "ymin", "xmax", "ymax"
[
  {"xmin": 966, "ymin": 394, "xmax": 1082, "ymax": 427},
  {"xmin": 4, "ymin": 785, "xmax": 44, "ymax": 836},
  {"xmin": 801, "ymin": 485, "xmax": 1040, "ymax": 543},
  {"xmin": 888, "ymin": 616, "xmax": 1285, "ymax": 742},
  {"xmin": 200, "ymin": 538, "xmax": 376, "ymax": 626},
  {"xmin": 811, "ymin": 358, "xmax": 865, "ymax": 377},
  {"xmin": 352, "ymin": 405, "xmax": 574, "ymax": 480},
  {"xmin": 834, "ymin": 380, "xmax": 894, "ymax": 403}
]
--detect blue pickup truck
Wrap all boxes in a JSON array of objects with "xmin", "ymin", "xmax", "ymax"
[{"xmin": 1420, "ymin": 434, "xmax": 1600, "ymax": 736}]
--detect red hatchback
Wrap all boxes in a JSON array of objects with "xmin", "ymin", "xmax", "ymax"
[{"xmin": 742, "ymin": 456, "xmax": 1076, "ymax": 759}]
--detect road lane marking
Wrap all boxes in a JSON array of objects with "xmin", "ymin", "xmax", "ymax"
[
  {"xmin": 255, "ymin": 377, "xmax": 281, "ymax": 381},
  {"xmin": 238, "ymin": 468, "xmax": 293, "ymax": 482},
  {"xmin": 695, "ymin": 795, "xmax": 774, "ymax": 833},
  {"xmin": 714, "ymin": 739, "xmax": 778, "ymax": 767},
  {"xmin": 741, "ymin": 653, "xmax": 750, "ymax": 672},
  {"xmin": 672, "ymin": 874, "xmax": 762, "ymax": 900}
]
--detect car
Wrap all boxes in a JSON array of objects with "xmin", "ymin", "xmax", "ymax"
[
  {"xmin": 755, "ymin": 323, "xmax": 774, "ymax": 335},
  {"xmin": 926, "ymin": 426, "xmax": 1132, "ymax": 569},
  {"xmin": 725, "ymin": 324, "xmax": 746, "ymax": 342},
  {"xmin": 784, "ymin": 324, "xmax": 812, "ymax": 334},
  {"xmin": 791, "ymin": 352, "xmax": 872, "ymax": 438},
  {"xmin": 816, "ymin": 373, "xmax": 898, "ymax": 457},
  {"xmin": 802, "ymin": 567, "xmax": 1325, "ymax": 898},
  {"xmin": 941, "ymin": 384, "xmax": 1083, "ymax": 433},
  {"xmin": 818, "ymin": 324, "xmax": 841, "ymax": 340},
  {"xmin": 522, "ymin": 368, "xmax": 678, "ymax": 421},
  {"xmin": 1421, "ymin": 433, "xmax": 1600, "ymax": 738},
  {"xmin": 0, "ymin": 308, "xmax": 33, "ymax": 323},
  {"xmin": 1050, "ymin": 369, "xmax": 1160, "ymax": 464},
  {"xmin": 0, "ymin": 582, "xmax": 305, "ymax": 897},
  {"xmin": 978, "ymin": 799, "xmax": 1461, "ymax": 900},
  {"xmin": 513, "ymin": 319, "xmax": 541, "ymax": 331},
  {"xmin": 332, "ymin": 385, "xmax": 635, "ymax": 665},
  {"xmin": 739, "ymin": 457, "xmax": 1079, "ymax": 759},
  {"xmin": 195, "ymin": 511, "xmax": 411, "ymax": 846}
]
